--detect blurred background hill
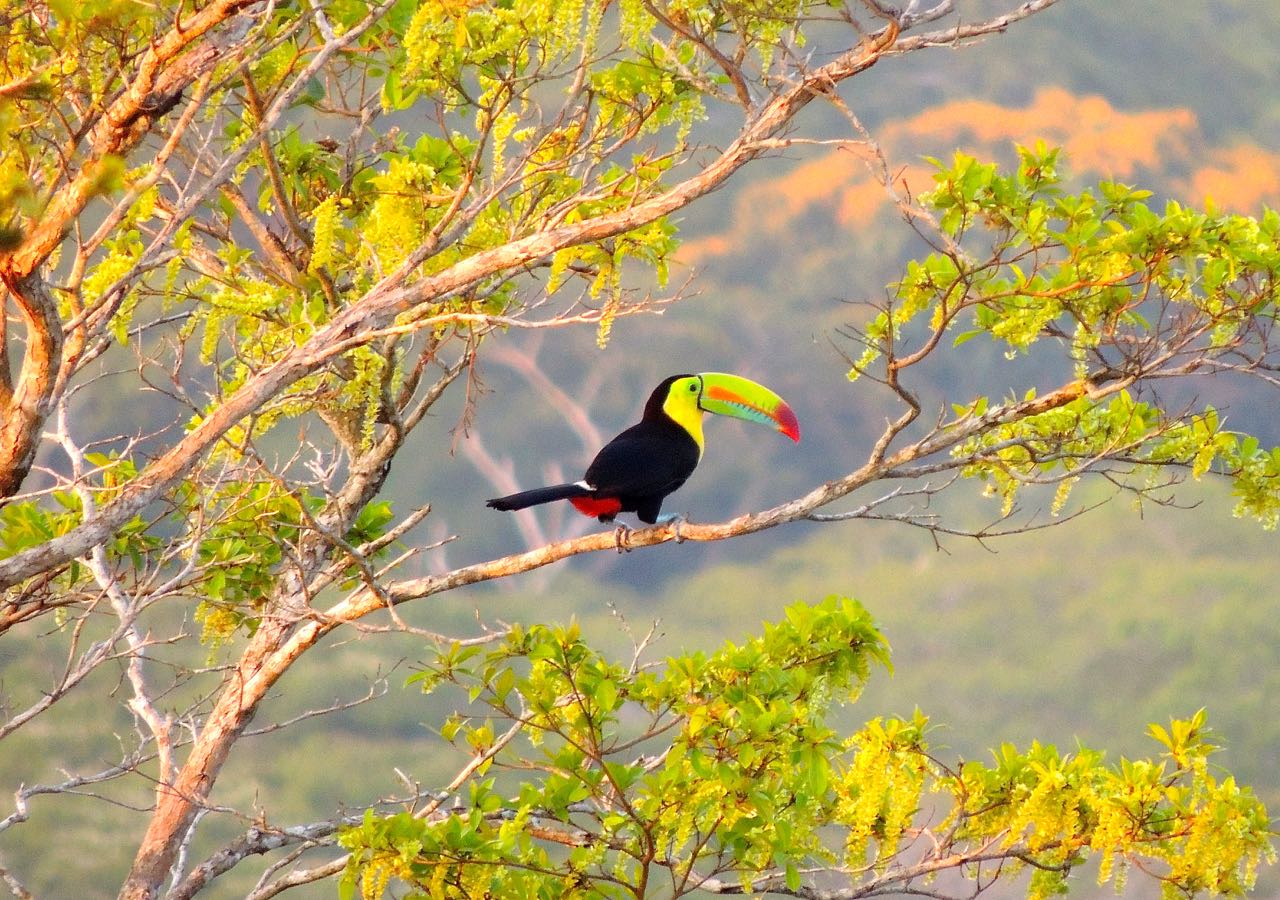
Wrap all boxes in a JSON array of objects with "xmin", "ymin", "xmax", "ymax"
[{"xmin": 5, "ymin": 1, "xmax": 1280, "ymax": 896}]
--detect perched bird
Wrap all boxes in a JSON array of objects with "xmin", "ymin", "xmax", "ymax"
[{"xmin": 486, "ymin": 373, "xmax": 799, "ymax": 540}]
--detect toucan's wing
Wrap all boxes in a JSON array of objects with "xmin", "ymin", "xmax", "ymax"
[{"xmin": 582, "ymin": 423, "xmax": 699, "ymax": 498}]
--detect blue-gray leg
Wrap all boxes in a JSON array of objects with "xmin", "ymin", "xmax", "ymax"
[{"xmin": 654, "ymin": 513, "xmax": 688, "ymax": 543}]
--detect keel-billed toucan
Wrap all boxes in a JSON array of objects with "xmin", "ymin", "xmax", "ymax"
[{"xmin": 486, "ymin": 373, "xmax": 800, "ymax": 526}]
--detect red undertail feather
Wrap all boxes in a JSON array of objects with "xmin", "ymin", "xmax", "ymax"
[{"xmin": 569, "ymin": 496, "xmax": 623, "ymax": 518}]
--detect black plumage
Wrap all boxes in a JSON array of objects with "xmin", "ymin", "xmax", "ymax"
[{"xmin": 486, "ymin": 375, "xmax": 700, "ymax": 524}]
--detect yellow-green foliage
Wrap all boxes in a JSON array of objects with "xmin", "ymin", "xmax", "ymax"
[
  {"xmin": 0, "ymin": 0, "xmax": 162, "ymax": 239},
  {"xmin": 308, "ymin": 195, "xmax": 342, "ymax": 275},
  {"xmin": 168, "ymin": 0, "xmax": 713, "ymax": 450},
  {"xmin": 7, "ymin": 0, "xmax": 820, "ymax": 459},
  {"xmin": 837, "ymin": 714, "xmax": 930, "ymax": 868},
  {"xmin": 340, "ymin": 600, "xmax": 1272, "ymax": 899},
  {"xmin": 845, "ymin": 147, "xmax": 1280, "ymax": 527},
  {"xmin": 856, "ymin": 146, "xmax": 1280, "ymax": 381},
  {"xmin": 948, "ymin": 709, "xmax": 1273, "ymax": 899}
]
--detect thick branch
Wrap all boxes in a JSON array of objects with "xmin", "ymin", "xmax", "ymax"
[
  {"xmin": 166, "ymin": 818, "xmax": 355, "ymax": 900},
  {"xmin": 2, "ymin": 0, "xmax": 260, "ymax": 279},
  {"xmin": 0, "ymin": 274, "xmax": 61, "ymax": 496},
  {"xmin": 0, "ymin": 0, "xmax": 260, "ymax": 500},
  {"xmin": 113, "ymin": 369, "xmax": 1093, "ymax": 900},
  {"xmin": 0, "ymin": 17, "xmax": 903, "ymax": 589},
  {"xmin": 0, "ymin": 1, "xmax": 394, "ymax": 583}
]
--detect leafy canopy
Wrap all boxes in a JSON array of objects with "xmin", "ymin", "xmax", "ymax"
[
  {"xmin": 852, "ymin": 145, "xmax": 1280, "ymax": 524},
  {"xmin": 339, "ymin": 598, "xmax": 1273, "ymax": 899}
]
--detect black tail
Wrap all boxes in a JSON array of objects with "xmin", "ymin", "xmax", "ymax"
[{"xmin": 486, "ymin": 483, "xmax": 591, "ymax": 511}]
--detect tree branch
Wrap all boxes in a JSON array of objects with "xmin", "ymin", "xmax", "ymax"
[{"xmin": 0, "ymin": 12, "xmax": 902, "ymax": 589}]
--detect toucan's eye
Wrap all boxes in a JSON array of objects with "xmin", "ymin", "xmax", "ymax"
[{"xmin": 689, "ymin": 383, "xmax": 698, "ymax": 392}]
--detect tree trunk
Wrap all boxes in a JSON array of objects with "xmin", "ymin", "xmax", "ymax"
[
  {"xmin": 117, "ymin": 615, "xmax": 293, "ymax": 900},
  {"xmin": 0, "ymin": 273, "xmax": 63, "ymax": 499}
]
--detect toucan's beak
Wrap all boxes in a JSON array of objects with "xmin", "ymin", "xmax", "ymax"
[{"xmin": 696, "ymin": 372, "xmax": 800, "ymax": 442}]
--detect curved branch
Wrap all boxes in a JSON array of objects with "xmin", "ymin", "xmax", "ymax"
[
  {"xmin": 0, "ymin": 274, "xmax": 62, "ymax": 496},
  {"xmin": 0, "ymin": 0, "xmax": 1065, "ymax": 585},
  {"xmin": 0, "ymin": 0, "xmax": 262, "ymax": 499},
  {"xmin": 0, "ymin": 15, "xmax": 903, "ymax": 591},
  {"xmin": 2, "ymin": 0, "xmax": 262, "ymax": 279},
  {"xmin": 113, "ymin": 369, "xmax": 1093, "ymax": 900}
]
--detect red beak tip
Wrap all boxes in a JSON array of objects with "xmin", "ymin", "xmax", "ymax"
[{"xmin": 777, "ymin": 407, "xmax": 801, "ymax": 443}]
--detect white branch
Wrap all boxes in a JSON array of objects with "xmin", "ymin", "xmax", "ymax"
[{"xmin": 53, "ymin": 403, "xmax": 176, "ymax": 791}]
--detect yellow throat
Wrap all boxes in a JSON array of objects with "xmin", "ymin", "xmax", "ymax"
[{"xmin": 661, "ymin": 377, "xmax": 705, "ymax": 457}]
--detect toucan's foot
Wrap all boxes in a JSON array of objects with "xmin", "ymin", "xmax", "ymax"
[
  {"xmin": 655, "ymin": 513, "xmax": 689, "ymax": 543},
  {"xmin": 613, "ymin": 523, "xmax": 633, "ymax": 553}
]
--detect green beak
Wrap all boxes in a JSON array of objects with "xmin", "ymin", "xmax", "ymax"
[{"xmin": 696, "ymin": 372, "xmax": 801, "ymax": 442}]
